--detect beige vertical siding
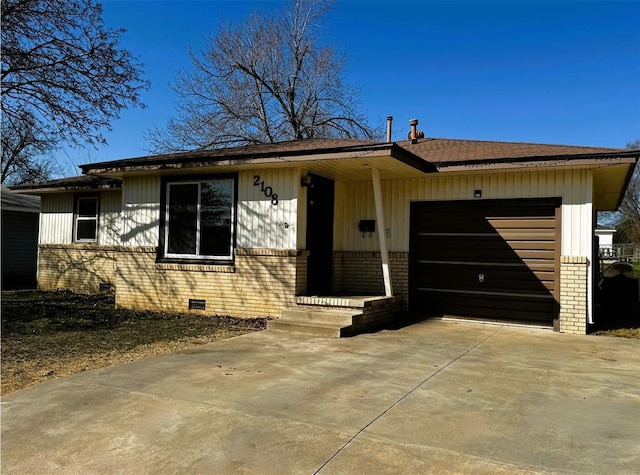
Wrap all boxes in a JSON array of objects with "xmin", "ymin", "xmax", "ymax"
[
  {"xmin": 237, "ymin": 169, "xmax": 300, "ymax": 249},
  {"xmin": 121, "ymin": 170, "xmax": 301, "ymax": 249},
  {"xmin": 99, "ymin": 190, "xmax": 122, "ymax": 245},
  {"xmin": 39, "ymin": 190, "xmax": 123, "ymax": 245},
  {"xmin": 334, "ymin": 168, "xmax": 594, "ymax": 257},
  {"xmin": 39, "ymin": 193, "xmax": 73, "ymax": 244},
  {"xmin": 121, "ymin": 175, "xmax": 161, "ymax": 246}
]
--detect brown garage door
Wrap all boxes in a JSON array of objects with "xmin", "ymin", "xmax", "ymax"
[{"xmin": 409, "ymin": 198, "xmax": 560, "ymax": 324}]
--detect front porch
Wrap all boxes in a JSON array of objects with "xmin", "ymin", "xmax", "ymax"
[{"xmin": 267, "ymin": 295, "xmax": 401, "ymax": 337}]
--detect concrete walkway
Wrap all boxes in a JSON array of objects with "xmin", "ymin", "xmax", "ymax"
[{"xmin": 2, "ymin": 319, "xmax": 639, "ymax": 474}]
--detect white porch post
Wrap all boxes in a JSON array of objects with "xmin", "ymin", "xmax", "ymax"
[{"xmin": 371, "ymin": 167, "xmax": 393, "ymax": 296}]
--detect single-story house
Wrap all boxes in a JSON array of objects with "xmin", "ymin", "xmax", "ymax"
[
  {"xmin": 11, "ymin": 120, "xmax": 639, "ymax": 335},
  {"xmin": 595, "ymin": 225, "xmax": 617, "ymax": 259},
  {"xmin": 1, "ymin": 186, "xmax": 40, "ymax": 289},
  {"xmin": 595, "ymin": 226, "xmax": 616, "ymax": 250}
]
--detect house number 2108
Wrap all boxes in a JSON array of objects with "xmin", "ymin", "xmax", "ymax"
[{"xmin": 253, "ymin": 175, "xmax": 279, "ymax": 205}]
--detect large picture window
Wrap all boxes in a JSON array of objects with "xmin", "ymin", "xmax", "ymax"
[
  {"xmin": 74, "ymin": 195, "xmax": 99, "ymax": 242},
  {"xmin": 164, "ymin": 178, "xmax": 235, "ymax": 260}
]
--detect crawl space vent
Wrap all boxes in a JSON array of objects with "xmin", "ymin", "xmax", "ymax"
[
  {"xmin": 99, "ymin": 282, "xmax": 112, "ymax": 292},
  {"xmin": 188, "ymin": 299, "xmax": 206, "ymax": 310}
]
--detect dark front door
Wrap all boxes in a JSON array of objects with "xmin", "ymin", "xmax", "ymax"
[{"xmin": 306, "ymin": 174, "xmax": 335, "ymax": 295}]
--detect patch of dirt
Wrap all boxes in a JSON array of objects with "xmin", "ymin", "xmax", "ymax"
[
  {"xmin": 1, "ymin": 290, "xmax": 268, "ymax": 395},
  {"xmin": 593, "ymin": 328, "xmax": 640, "ymax": 339}
]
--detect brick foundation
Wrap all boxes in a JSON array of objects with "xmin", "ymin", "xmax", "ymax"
[
  {"xmin": 115, "ymin": 248, "xmax": 308, "ymax": 318},
  {"xmin": 38, "ymin": 244, "xmax": 118, "ymax": 293},
  {"xmin": 559, "ymin": 256, "xmax": 589, "ymax": 334},
  {"xmin": 37, "ymin": 245, "xmax": 308, "ymax": 318},
  {"xmin": 333, "ymin": 251, "xmax": 408, "ymax": 308}
]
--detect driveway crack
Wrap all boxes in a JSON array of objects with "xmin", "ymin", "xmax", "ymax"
[{"xmin": 314, "ymin": 325, "xmax": 504, "ymax": 474}]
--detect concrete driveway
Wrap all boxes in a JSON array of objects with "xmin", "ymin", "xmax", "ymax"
[{"xmin": 2, "ymin": 319, "xmax": 639, "ymax": 474}]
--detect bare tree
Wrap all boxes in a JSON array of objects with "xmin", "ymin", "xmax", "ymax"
[
  {"xmin": 1, "ymin": 110, "xmax": 56, "ymax": 184},
  {"xmin": 614, "ymin": 139, "xmax": 640, "ymax": 244},
  {"xmin": 147, "ymin": 0, "xmax": 374, "ymax": 153},
  {"xmin": 1, "ymin": 0, "xmax": 149, "ymax": 183}
]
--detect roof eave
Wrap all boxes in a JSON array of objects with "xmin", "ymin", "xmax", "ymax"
[
  {"xmin": 614, "ymin": 158, "xmax": 637, "ymax": 210},
  {"xmin": 81, "ymin": 142, "xmax": 434, "ymax": 177},
  {"xmin": 434, "ymin": 151, "xmax": 639, "ymax": 172},
  {"xmin": 1, "ymin": 205, "xmax": 40, "ymax": 213},
  {"xmin": 8, "ymin": 180, "xmax": 122, "ymax": 195}
]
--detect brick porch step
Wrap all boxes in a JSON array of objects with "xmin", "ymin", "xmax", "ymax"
[{"xmin": 268, "ymin": 295, "xmax": 400, "ymax": 338}]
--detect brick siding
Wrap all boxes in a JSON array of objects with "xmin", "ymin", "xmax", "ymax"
[
  {"xmin": 353, "ymin": 297, "xmax": 403, "ymax": 332},
  {"xmin": 559, "ymin": 256, "xmax": 588, "ymax": 334},
  {"xmin": 333, "ymin": 251, "xmax": 409, "ymax": 308},
  {"xmin": 115, "ymin": 248, "xmax": 306, "ymax": 318},
  {"xmin": 38, "ymin": 244, "xmax": 117, "ymax": 293},
  {"xmin": 38, "ymin": 245, "xmax": 307, "ymax": 318}
]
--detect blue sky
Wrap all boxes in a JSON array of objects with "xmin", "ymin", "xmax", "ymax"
[{"xmin": 61, "ymin": 0, "xmax": 640, "ymax": 170}]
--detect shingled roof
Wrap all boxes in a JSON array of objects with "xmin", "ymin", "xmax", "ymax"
[
  {"xmin": 80, "ymin": 136, "xmax": 632, "ymax": 174},
  {"xmin": 9, "ymin": 175, "xmax": 121, "ymax": 193},
  {"xmin": 1, "ymin": 187, "xmax": 40, "ymax": 211},
  {"xmin": 399, "ymin": 138, "xmax": 626, "ymax": 166},
  {"xmin": 10, "ymin": 136, "xmax": 639, "ymax": 193},
  {"xmin": 79, "ymin": 138, "xmax": 380, "ymax": 173}
]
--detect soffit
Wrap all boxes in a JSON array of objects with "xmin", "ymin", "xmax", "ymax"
[{"xmin": 593, "ymin": 163, "xmax": 635, "ymax": 211}]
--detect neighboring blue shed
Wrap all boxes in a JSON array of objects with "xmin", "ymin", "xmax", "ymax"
[{"xmin": 1, "ymin": 187, "xmax": 40, "ymax": 289}]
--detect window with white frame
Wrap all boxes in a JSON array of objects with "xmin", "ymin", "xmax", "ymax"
[
  {"xmin": 74, "ymin": 196, "xmax": 99, "ymax": 242},
  {"xmin": 163, "ymin": 178, "xmax": 235, "ymax": 260}
]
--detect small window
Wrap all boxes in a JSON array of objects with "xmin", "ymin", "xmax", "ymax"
[
  {"xmin": 162, "ymin": 177, "xmax": 235, "ymax": 261},
  {"xmin": 74, "ymin": 196, "xmax": 99, "ymax": 242}
]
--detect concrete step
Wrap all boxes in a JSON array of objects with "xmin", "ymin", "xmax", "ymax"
[
  {"xmin": 267, "ymin": 319, "xmax": 352, "ymax": 338},
  {"xmin": 280, "ymin": 308, "xmax": 360, "ymax": 325}
]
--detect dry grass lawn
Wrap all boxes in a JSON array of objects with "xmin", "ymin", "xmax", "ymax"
[
  {"xmin": 1, "ymin": 290, "xmax": 268, "ymax": 395},
  {"xmin": 593, "ymin": 328, "xmax": 640, "ymax": 338}
]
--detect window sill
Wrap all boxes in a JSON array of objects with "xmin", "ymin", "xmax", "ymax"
[{"xmin": 155, "ymin": 262, "xmax": 235, "ymax": 273}]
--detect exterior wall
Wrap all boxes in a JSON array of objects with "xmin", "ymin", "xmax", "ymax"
[
  {"xmin": 121, "ymin": 169, "xmax": 302, "ymax": 249},
  {"xmin": 39, "ymin": 193, "xmax": 74, "ymax": 244},
  {"xmin": 34, "ymin": 166, "xmax": 595, "ymax": 331},
  {"xmin": 333, "ymin": 169, "xmax": 594, "ymax": 332},
  {"xmin": 237, "ymin": 169, "xmax": 301, "ymax": 249},
  {"xmin": 559, "ymin": 256, "xmax": 588, "ymax": 334},
  {"xmin": 39, "ymin": 190, "xmax": 122, "ymax": 245},
  {"xmin": 121, "ymin": 175, "xmax": 161, "ymax": 246},
  {"xmin": 333, "ymin": 251, "xmax": 409, "ymax": 307},
  {"xmin": 115, "ymin": 247, "xmax": 305, "ymax": 318},
  {"xmin": 1, "ymin": 210, "xmax": 39, "ymax": 289},
  {"xmin": 37, "ymin": 244, "xmax": 117, "ymax": 293},
  {"xmin": 595, "ymin": 230, "xmax": 615, "ymax": 250},
  {"xmin": 100, "ymin": 190, "xmax": 122, "ymax": 246},
  {"xmin": 37, "ymin": 190, "xmax": 122, "ymax": 292},
  {"xmin": 35, "ymin": 169, "xmax": 305, "ymax": 318},
  {"xmin": 334, "ymin": 169, "xmax": 593, "ymax": 255}
]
